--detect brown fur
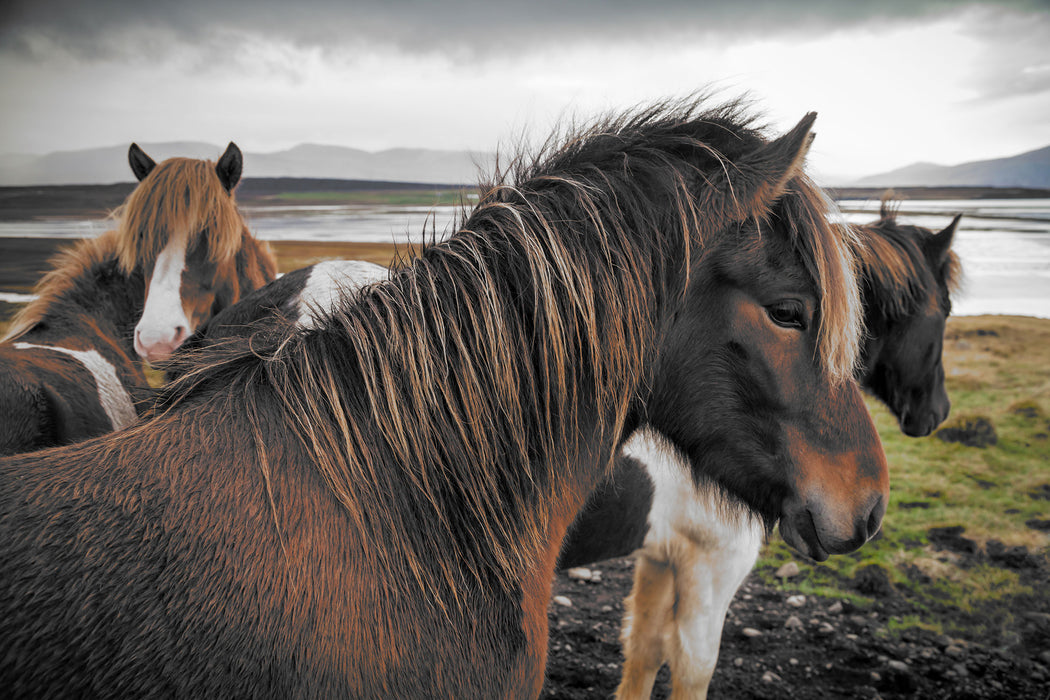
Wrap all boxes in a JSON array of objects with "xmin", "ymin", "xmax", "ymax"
[{"xmin": 1, "ymin": 98, "xmax": 880, "ymax": 697}]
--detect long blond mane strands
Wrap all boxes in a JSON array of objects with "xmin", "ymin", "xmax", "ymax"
[
  {"xmin": 156, "ymin": 98, "xmax": 857, "ymax": 612},
  {"xmin": 114, "ymin": 157, "xmax": 246, "ymax": 272}
]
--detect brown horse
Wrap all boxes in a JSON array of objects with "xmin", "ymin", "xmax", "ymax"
[
  {"xmin": 0, "ymin": 143, "xmax": 276, "ymax": 455},
  {"xmin": 556, "ymin": 202, "xmax": 961, "ymax": 699},
  {"xmin": 0, "ymin": 99, "xmax": 886, "ymax": 698}
]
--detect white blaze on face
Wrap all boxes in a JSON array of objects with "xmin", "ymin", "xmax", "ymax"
[{"xmin": 134, "ymin": 232, "xmax": 193, "ymax": 363}]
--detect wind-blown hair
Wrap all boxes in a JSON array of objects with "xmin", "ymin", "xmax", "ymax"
[
  {"xmin": 2, "ymin": 230, "xmax": 126, "ymax": 342},
  {"xmin": 855, "ymin": 196, "xmax": 961, "ymax": 322},
  {"xmin": 114, "ymin": 156, "xmax": 248, "ymax": 271},
  {"xmin": 156, "ymin": 98, "xmax": 861, "ymax": 610}
]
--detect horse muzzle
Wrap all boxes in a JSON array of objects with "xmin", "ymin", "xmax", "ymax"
[{"xmin": 778, "ymin": 492, "xmax": 886, "ymax": 562}]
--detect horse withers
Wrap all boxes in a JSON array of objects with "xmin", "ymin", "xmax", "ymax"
[
  {"xmin": 0, "ymin": 99, "xmax": 886, "ymax": 698},
  {"xmin": 0, "ymin": 143, "xmax": 277, "ymax": 456},
  {"xmin": 557, "ymin": 202, "xmax": 961, "ymax": 700}
]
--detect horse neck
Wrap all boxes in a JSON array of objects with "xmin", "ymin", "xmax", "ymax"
[{"xmin": 19, "ymin": 254, "xmax": 145, "ymax": 359}]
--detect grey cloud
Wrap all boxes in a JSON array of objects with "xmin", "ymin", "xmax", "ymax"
[{"xmin": 2, "ymin": 0, "xmax": 1047, "ymax": 63}]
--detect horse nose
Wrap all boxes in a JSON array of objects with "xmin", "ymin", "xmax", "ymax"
[
  {"xmin": 862, "ymin": 493, "xmax": 886, "ymax": 542},
  {"xmin": 134, "ymin": 324, "xmax": 189, "ymax": 363}
]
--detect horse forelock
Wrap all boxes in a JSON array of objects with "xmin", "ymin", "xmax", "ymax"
[
  {"xmin": 114, "ymin": 157, "xmax": 246, "ymax": 273},
  {"xmin": 2, "ymin": 230, "xmax": 125, "ymax": 342},
  {"xmin": 774, "ymin": 177, "xmax": 863, "ymax": 383},
  {"xmin": 156, "ymin": 97, "xmax": 838, "ymax": 610}
]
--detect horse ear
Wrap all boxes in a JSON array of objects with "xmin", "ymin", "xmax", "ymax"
[
  {"xmin": 215, "ymin": 142, "xmax": 243, "ymax": 194},
  {"xmin": 128, "ymin": 143, "xmax": 156, "ymax": 182},
  {"xmin": 927, "ymin": 214, "xmax": 961, "ymax": 262},
  {"xmin": 712, "ymin": 112, "xmax": 817, "ymax": 222}
]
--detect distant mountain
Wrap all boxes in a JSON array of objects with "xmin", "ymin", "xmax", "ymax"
[
  {"xmin": 852, "ymin": 144, "xmax": 1050, "ymax": 188},
  {"xmin": 0, "ymin": 142, "xmax": 495, "ymax": 186}
]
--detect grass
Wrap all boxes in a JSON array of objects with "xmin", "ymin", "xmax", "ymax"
[{"xmin": 754, "ymin": 315, "xmax": 1050, "ymax": 645}]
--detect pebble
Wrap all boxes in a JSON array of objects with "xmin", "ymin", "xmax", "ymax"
[
  {"xmin": 887, "ymin": 660, "xmax": 910, "ymax": 673},
  {"xmin": 552, "ymin": 595, "xmax": 572, "ymax": 607},
  {"xmin": 953, "ymin": 663, "xmax": 969, "ymax": 677},
  {"xmin": 870, "ymin": 671, "xmax": 881, "ymax": 683},
  {"xmin": 785, "ymin": 615, "xmax": 805, "ymax": 631},
  {"xmin": 945, "ymin": 644, "xmax": 966, "ymax": 658},
  {"xmin": 786, "ymin": 594, "xmax": 806, "ymax": 608},
  {"xmin": 734, "ymin": 657, "xmax": 745, "ymax": 667},
  {"xmin": 817, "ymin": 622, "xmax": 836, "ymax": 636},
  {"xmin": 828, "ymin": 601, "xmax": 844, "ymax": 615},
  {"xmin": 742, "ymin": 627, "xmax": 763, "ymax": 638},
  {"xmin": 761, "ymin": 671, "xmax": 783, "ymax": 683},
  {"xmin": 776, "ymin": 562, "xmax": 801, "ymax": 578},
  {"xmin": 566, "ymin": 567, "xmax": 594, "ymax": 582}
]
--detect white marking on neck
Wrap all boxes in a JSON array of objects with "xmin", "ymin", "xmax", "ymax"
[
  {"xmin": 14, "ymin": 342, "xmax": 137, "ymax": 430},
  {"xmin": 297, "ymin": 260, "xmax": 389, "ymax": 329}
]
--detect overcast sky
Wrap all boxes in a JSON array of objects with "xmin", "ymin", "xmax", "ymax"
[{"xmin": 1, "ymin": 0, "xmax": 1048, "ymax": 181}]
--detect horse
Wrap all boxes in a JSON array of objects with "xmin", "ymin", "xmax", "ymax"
[
  {"xmin": 0, "ymin": 142, "xmax": 276, "ymax": 456},
  {"xmin": 0, "ymin": 98, "xmax": 887, "ymax": 698},
  {"xmin": 556, "ymin": 201, "xmax": 961, "ymax": 699}
]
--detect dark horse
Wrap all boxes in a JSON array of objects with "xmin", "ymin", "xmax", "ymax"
[
  {"xmin": 0, "ymin": 99, "xmax": 886, "ymax": 698},
  {"xmin": 556, "ymin": 201, "xmax": 961, "ymax": 699},
  {"xmin": 0, "ymin": 142, "xmax": 276, "ymax": 455}
]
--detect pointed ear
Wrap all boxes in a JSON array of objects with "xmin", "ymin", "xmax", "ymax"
[
  {"xmin": 707, "ymin": 112, "xmax": 817, "ymax": 223},
  {"xmin": 128, "ymin": 143, "xmax": 156, "ymax": 182},
  {"xmin": 878, "ymin": 191, "xmax": 898, "ymax": 222},
  {"xmin": 927, "ymin": 214, "xmax": 961, "ymax": 262},
  {"xmin": 215, "ymin": 142, "xmax": 243, "ymax": 193}
]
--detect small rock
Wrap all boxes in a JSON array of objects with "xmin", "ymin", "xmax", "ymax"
[
  {"xmin": 953, "ymin": 662, "xmax": 969, "ymax": 677},
  {"xmin": 789, "ymin": 658, "xmax": 799, "ymax": 666},
  {"xmin": 785, "ymin": 616, "xmax": 805, "ymax": 631},
  {"xmin": 565, "ymin": 567, "xmax": 593, "ymax": 582},
  {"xmin": 828, "ymin": 601, "xmax": 844, "ymax": 615},
  {"xmin": 733, "ymin": 657, "xmax": 745, "ymax": 667},
  {"xmin": 776, "ymin": 562, "xmax": 801, "ymax": 578},
  {"xmin": 742, "ymin": 627, "xmax": 763, "ymax": 638},
  {"xmin": 600, "ymin": 605, "xmax": 613, "ymax": 613},
  {"xmin": 817, "ymin": 622, "xmax": 835, "ymax": 636},
  {"xmin": 870, "ymin": 671, "xmax": 881, "ymax": 683},
  {"xmin": 945, "ymin": 644, "xmax": 966, "ymax": 658},
  {"xmin": 552, "ymin": 595, "xmax": 572, "ymax": 607},
  {"xmin": 887, "ymin": 660, "xmax": 910, "ymax": 673},
  {"xmin": 786, "ymin": 594, "xmax": 806, "ymax": 608},
  {"xmin": 761, "ymin": 671, "xmax": 782, "ymax": 683}
]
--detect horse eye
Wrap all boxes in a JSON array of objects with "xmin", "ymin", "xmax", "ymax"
[{"xmin": 766, "ymin": 301, "xmax": 806, "ymax": 330}]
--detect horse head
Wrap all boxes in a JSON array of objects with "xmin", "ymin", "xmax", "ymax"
[
  {"xmin": 643, "ymin": 115, "xmax": 889, "ymax": 562},
  {"xmin": 121, "ymin": 142, "xmax": 274, "ymax": 363},
  {"xmin": 858, "ymin": 208, "xmax": 961, "ymax": 437}
]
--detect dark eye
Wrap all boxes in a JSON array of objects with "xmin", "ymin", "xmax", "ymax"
[{"xmin": 766, "ymin": 300, "xmax": 807, "ymax": 330}]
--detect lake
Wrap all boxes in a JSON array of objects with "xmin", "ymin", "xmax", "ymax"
[{"xmin": 1, "ymin": 198, "xmax": 1047, "ymax": 319}]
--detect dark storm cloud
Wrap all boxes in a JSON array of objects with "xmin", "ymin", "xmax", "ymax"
[{"xmin": 1, "ymin": 0, "xmax": 1045, "ymax": 61}]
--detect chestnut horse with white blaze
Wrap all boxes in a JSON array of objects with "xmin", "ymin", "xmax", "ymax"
[
  {"xmin": 557, "ymin": 202, "xmax": 961, "ymax": 699},
  {"xmin": 0, "ymin": 143, "xmax": 276, "ymax": 455},
  {"xmin": 0, "ymin": 99, "xmax": 886, "ymax": 698}
]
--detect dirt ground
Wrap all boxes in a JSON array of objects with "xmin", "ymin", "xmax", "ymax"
[{"xmin": 541, "ymin": 531, "xmax": 1050, "ymax": 699}]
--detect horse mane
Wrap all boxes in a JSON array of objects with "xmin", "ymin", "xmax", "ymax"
[
  {"xmin": 2, "ymin": 229, "xmax": 125, "ymax": 342},
  {"xmin": 155, "ymin": 97, "xmax": 860, "ymax": 610},
  {"xmin": 113, "ymin": 156, "xmax": 247, "ymax": 272},
  {"xmin": 854, "ymin": 195, "xmax": 961, "ymax": 321}
]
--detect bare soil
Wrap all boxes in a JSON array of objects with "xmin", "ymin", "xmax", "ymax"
[{"xmin": 541, "ymin": 535, "xmax": 1050, "ymax": 699}]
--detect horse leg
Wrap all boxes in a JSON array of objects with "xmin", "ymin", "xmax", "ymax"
[
  {"xmin": 665, "ymin": 518, "xmax": 764, "ymax": 700},
  {"xmin": 616, "ymin": 552, "xmax": 676, "ymax": 700}
]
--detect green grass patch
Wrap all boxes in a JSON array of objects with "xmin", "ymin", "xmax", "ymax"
[{"xmin": 759, "ymin": 315, "xmax": 1050, "ymax": 648}]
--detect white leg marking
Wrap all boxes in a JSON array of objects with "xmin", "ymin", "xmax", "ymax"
[
  {"xmin": 135, "ymin": 233, "xmax": 192, "ymax": 362},
  {"xmin": 15, "ymin": 342, "xmax": 137, "ymax": 430},
  {"xmin": 616, "ymin": 428, "xmax": 764, "ymax": 700},
  {"xmin": 297, "ymin": 260, "xmax": 388, "ymax": 329}
]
